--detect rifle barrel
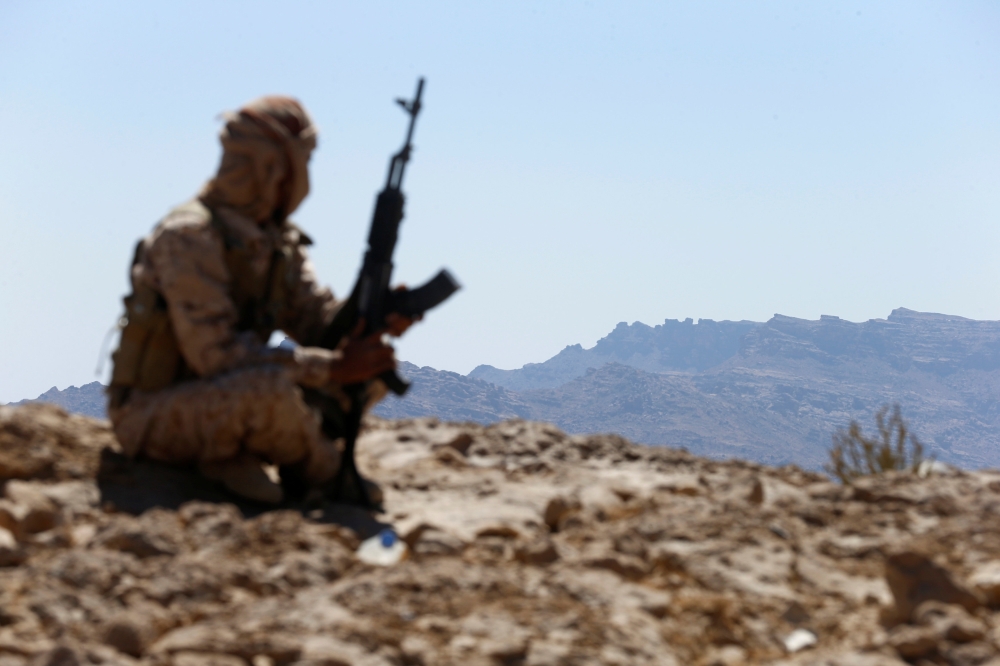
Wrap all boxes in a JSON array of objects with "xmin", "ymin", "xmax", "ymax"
[{"xmin": 386, "ymin": 77, "xmax": 425, "ymax": 191}]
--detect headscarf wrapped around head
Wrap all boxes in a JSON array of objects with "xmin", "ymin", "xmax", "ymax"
[{"xmin": 200, "ymin": 95, "xmax": 318, "ymax": 223}]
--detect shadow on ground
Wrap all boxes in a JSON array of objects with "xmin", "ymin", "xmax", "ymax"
[{"xmin": 95, "ymin": 448, "xmax": 389, "ymax": 538}]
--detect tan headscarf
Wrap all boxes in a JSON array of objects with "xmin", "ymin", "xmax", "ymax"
[{"xmin": 200, "ymin": 96, "xmax": 318, "ymax": 223}]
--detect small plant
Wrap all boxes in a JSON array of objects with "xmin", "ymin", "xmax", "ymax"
[{"xmin": 826, "ymin": 403, "xmax": 926, "ymax": 483}]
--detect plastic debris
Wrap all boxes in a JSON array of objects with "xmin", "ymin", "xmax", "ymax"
[
  {"xmin": 357, "ymin": 528, "xmax": 408, "ymax": 566},
  {"xmin": 783, "ymin": 628, "xmax": 817, "ymax": 653},
  {"xmin": 917, "ymin": 459, "xmax": 953, "ymax": 478}
]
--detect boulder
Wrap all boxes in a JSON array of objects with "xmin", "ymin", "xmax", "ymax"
[{"xmin": 884, "ymin": 551, "xmax": 981, "ymax": 622}]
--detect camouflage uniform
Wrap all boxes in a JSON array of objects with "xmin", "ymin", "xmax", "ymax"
[{"xmin": 107, "ymin": 97, "xmax": 378, "ymax": 498}]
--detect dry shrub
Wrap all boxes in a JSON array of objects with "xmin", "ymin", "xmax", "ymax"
[{"xmin": 826, "ymin": 403, "xmax": 925, "ymax": 483}]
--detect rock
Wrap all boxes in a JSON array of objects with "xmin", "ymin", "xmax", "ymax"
[
  {"xmin": 940, "ymin": 641, "xmax": 999, "ymax": 666},
  {"xmin": 514, "ymin": 537, "xmax": 559, "ymax": 565},
  {"xmin": 95, "ymin": 509, "xmax": 184, "ymax": 558},
  {"xmin": 268, "ymin": 549, "xmax": 349, "ymax": 586},
  {"xmin": 441, "ymin": 432, "xmax": 474, "ymax": 454},
  {"xmin": 150, "ymin": 624, "xmax": 300, "ymax": 662},
  {"xmin": 884, "ymin": 551, "xmax": 981, "ymax": 621},
  {"xmin": 31, "ymin": 647, "xmax": 81, "ymax": 666},
  {"xmin": 795, "ymin": 651, "xmax": 908, "ymax": 665},
  {"xmin": 433, "ymin": 446, "xmax": 467, "ymax": 467},
  {"xmin": 542, "ymin": 495, "xmax": 580, "ymax": 531},
  {"xmin": 451, "ymin": 611, "xmax": 530, "ymax": 662},
  {"xmin": 299, "ymin": 635, "xmax": 391, "ymax": 665},
  {"xmin": 172, "ymin": 653, "xmax": 246, "ymax": 666},
  {"xmin": 3, "ymin": 482, "xmax": 60, "ymax": 534},
  {"xmin": 968, "ymin": 561, "xmax": 1000, "ymax": 606},
  {"xmin": 656, "ymin": 473, "xmax": 702, "ymax": 496},
  {"xmin": 0, "ymin": 404, "xmax": 110, "ymax": 480},
  {"xmin": 410, "ymin": 528, "xmax": 465, "ymax": 557},
  {"xmin": 617, "ymin": 584, "xmax": 672, "ymax": 618},
  {"xmin": 584, "ymin": 552, "xmax": 649, "ymax": 580},
  {"xmin": 781, "ymin": 601, "xmax": 810, "ymax": 625},
  {"xmin": 399, "ymin": 635, "xmax": 436, "ymax": 665},
  {"xmin": 914, "ymin": 601, "xmax": 987, "ymax": 643},
  {"xmin": 3, "ymin": 404, "xmax": 1000, "ymax": 666},
  {"xmin": 888, "ymin": 624, "xmax": 940, "ymax": 659},
  {"xmin": 704, "ymin": 644, "xmax": 748, "ymax": 665},
  {"xmin": 0, "ymin": 526, "xmax": 26, "ymax": 566},
  {"xmin": 0, "ymin": 502, "xmax": 20, "ymax": 538},
  {"xmin": 35, "ymin": 481, "xmax": 99, "ymax": 515},
  {"xmin": 49, "ymin": 549, "xmax": 131, "ymax": 593},
  {"xmin": 101, "ymin": 617, "xmax": 146, "ymax": 657},
  {"xmin": 68, "ymin": 523, "xmax": 96, "ymax": 548},
  {"xmin": 475, "ymin": 524, "xmax": 521, "ymax": 539}
]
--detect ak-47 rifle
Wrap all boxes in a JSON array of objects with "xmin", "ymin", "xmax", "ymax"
[{"xmin": 318, "ymin": 77, "xmax": 460, "ymax": 506}]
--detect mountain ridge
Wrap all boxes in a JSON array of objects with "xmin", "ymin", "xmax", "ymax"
[
  {"xmin": 12, "ymin": 308, "xmax": 1000, "ymax": 470},
  {"xmin": 416, "ymin": 307, "xmax": 1000, "ymax": 470}
]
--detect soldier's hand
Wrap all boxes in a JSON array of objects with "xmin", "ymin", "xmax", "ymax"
[
  {"xmin": 385, "ymin": 285, "xmax": 422, "ymax": 337},
  {"xmin": 329, "ymin": 330, "xmax": 396, "ymax": 385},
  {"xmin": 385, "ymin": 312, "xmax": 420, "ymax": 337}
]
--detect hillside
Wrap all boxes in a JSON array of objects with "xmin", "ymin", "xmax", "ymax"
[
  {"xmin": 469, "ymin": 317, "xmax": 759, "ymax": 391},
  {"xmin": 2, "ymin": 403, "xmax": 1000, "ymax": 664},
  {"xmin": 7, "ymin": 381, "xmax": 107, "ymax": 419},
  {"xmin": 388, "ymin": 308, "xmax": 1000, "ymax": 470},
  {"xmin": 13, "ymin": 308, "xmax": 1000, "ymax": 470},
  {"xmin": 375, "ymin": 362, "xmax": 533, "ymax": 423}
]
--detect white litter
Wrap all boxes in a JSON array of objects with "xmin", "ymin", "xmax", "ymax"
[
  {"xmin": 917, "ymin": 459, "xmax": 953, "ymax": 478},
  {"xmin": 357, "ymin": 528, "xmax": 408, "ymax": 566},
  {"xmin": 783, "ymin": 628, "xmax": 817, "ymax": 653}
]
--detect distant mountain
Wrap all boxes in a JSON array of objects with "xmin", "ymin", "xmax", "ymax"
[
  {"xmin": 386, "ymin": 308, "xmax": 1000, "ymax": 470},
  {"xmin": 375, "ymin": 362, "xmax": 533, "ymax": 423},
  {"xmin": 7, "ymin": 382, "xmax": 107, "ymax": 419},
  {"xmin": 13, "ymin": 308, "xmax": 1000, "ymax": 470},
  {"xmin": 469, "ymin": 317, "xmax": 758, "ymax": 390}
]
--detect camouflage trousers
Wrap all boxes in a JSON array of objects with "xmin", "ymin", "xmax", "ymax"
[{"xmin": 108, "ymin": 365, "xmax": 383, "ymax": 485}]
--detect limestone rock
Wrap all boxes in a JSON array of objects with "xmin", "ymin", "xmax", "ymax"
[
  {"xmin": 0, "ymin": 526, "xmax": 25, "ymax": 566},
  {"xmin": 3, "ymin": 481, "xmax": 60, "ymax": 534},
  {"xmin": 885, "ymin": 551, "xmax": 981, "ymax": 622},
  {"xmin": 409, "ymin": 527, "xmax": 465, "ymax": 557},
  {"xmin": 101, "ymin": 617, "xmax": 147, "ymax": 657},
  {"xmin": 95, "ymin": 510, "xmax": 184, "ymax": 558},
  {"xmin": 969, "ymin": 561, "xmax": 1000, "ymax": 606},
  {"xmin": 888, "ymin": 624, "xmax": 939, "ymax": 659},
  {"xmin": 542, "ymin": 494, "xmax": 580, "ymax": 531},
  {"xmin": 513, "ymin": 536, "xmax": 559, "ymax": 565},
  {"xmin": 1, "ymin": 405, "xmax": 999, "ymax": 665}
]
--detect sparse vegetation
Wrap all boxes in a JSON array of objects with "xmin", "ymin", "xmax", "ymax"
[{"xmin": 826, "ymin": 403, "xmax": 926, "ymax": 483}]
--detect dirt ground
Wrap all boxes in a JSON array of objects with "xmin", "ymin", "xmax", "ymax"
[{"xmin": 1, "ymin": 402, "xmax": 999, "ymax": 665}]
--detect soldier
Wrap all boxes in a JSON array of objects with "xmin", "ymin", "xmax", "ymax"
[{"xmin": 106, "ymin": 96, "xmax": 412, "ymax": 504}]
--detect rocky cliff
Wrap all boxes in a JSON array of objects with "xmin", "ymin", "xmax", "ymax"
[
  {"xmin": 469, "ymin": 317, "xmax": 759, "ymax": 391},
  {"xmin": 387, "ymin": 309, "xmax": 1000, "ymax": 470},
  {"xmin": 7, "ymin": 381, "xmax": 107, "ymax": 419},
  {"xmin": 1, "ymin": 403, "xmax": 1000, "ymax": 665},
  {"xmin": 13, "ymin": 308, "xmax": 1000, "ymax": 470}
]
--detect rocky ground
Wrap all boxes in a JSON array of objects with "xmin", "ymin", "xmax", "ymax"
[{"xmin": 1, "ymin": 403, "xmax": 1000, "ymax": 665}]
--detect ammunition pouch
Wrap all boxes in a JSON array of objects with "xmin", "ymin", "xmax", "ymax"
[{"xmin": 108, "ymin": 281, "xmax": 184, "ymax": 409}]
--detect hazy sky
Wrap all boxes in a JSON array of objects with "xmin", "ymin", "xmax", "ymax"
[{"xmin": 2, "ymin": 1, "xmax": 999, "ymax": 403}]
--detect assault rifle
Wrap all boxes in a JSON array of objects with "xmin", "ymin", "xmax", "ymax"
[{"xmin": 317, "ymin": 77, "xmax": 460, "ymax": 506}]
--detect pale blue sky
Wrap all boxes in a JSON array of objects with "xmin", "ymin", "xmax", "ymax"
[{"xmin": 1, "ymin": 1, "xmax": 999, "ymax": 402}]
